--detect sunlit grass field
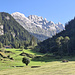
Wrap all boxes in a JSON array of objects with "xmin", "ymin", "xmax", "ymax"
[
  {"xmin": 0, "ymin": 48, "xmax": 46, "ymax": 70},
  {"xmin": 0, "ymin": 61, "xmax": 75, "ymax": 75},
  {"xmin": 0, "ymin": 48, "xmax": 75, "ymax": 75}
]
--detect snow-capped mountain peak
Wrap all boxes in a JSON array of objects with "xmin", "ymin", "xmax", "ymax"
[
  {"xmin": 11, "ymin": 12, "xmax": 31, "ymax": 22},
  {"xmin": 11, "ymin": 12, "xmax": 26, "ymax": 18},
  {"xmin": 11, "ymin": 12, "xmax": 65, "ymax": 41},
  {"xmin": 28, "ymin": 15, "xmax": 43, "ymax": 22}
]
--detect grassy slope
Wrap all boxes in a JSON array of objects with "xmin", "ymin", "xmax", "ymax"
[
  {"xmin": 0, "ymin": 48, "xmax": 45, "ymax": 70},
  {"xmin": 0, "ymin": 48, "xmax": 75, "ymax": 75}
]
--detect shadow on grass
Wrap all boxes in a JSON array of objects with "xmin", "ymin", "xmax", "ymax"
[
  {"xmin": 11, "ymin": 66, "xmax": 24, "ymax": 67},
  {"xmin": 31, "ymin": 54, "xmax": 75, "ymax": 62},
  {"xmin": 16, "ymin": 50, "xmax": 22, "ymax": 51},
  {"xmin": 31, "ymin": 66, "xmax": 41, "ymax": 68},
  {"xmin": 26, "ymin": 49, "xmax": 43, "ymax": 55}
]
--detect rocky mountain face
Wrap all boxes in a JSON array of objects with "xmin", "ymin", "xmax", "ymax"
[
  {"xmin": 0, "ymin": 22, "xmax": 4, "ymax": 35},
  {"xmin": 11, "ymin": 12, "xmax": 65, "ymax": 41}
]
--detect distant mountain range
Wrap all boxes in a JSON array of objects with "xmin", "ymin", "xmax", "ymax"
[{"xmin": 11, "ymin": 12, "xmax": 65, "ymax": 41}]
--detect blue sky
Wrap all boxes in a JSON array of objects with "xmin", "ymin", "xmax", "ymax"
[{"xmin": 0, "ymin": 0, "xmax": 75, "ymax": 25}]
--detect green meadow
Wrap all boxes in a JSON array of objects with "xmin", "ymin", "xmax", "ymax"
[
  {"xmin": 0, "ymin": 48, "xmax": 75, "ymax": 75},
  {"xmin": 0, "ymin": 48, "xmax": 46, "ymax": 70}
]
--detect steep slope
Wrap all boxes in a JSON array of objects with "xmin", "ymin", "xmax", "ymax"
[
  {"xmin": 0, "ymin": 12, "xmax": 38, "ymax": 48},
  {"xmin": 11, "ymin": 12, "xmax": 65, "ymax": 41},
  {"xmin": 35, "ymin": 17, "xmax": 75, "ymax": 55}
]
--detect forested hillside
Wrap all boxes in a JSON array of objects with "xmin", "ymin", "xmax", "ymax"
[
  {"xmin": 35, "ymin": 17, "xmax": 75, "ymax": 56},
  {"xmin": 0, "ymin": 12, "xmax": 38, "ymax": 48}
]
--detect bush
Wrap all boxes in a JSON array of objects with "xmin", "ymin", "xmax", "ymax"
[
  {"xmin": 10, "ymin": 57, "xmax": 14, "ymax": 60},
  {"xmin": 62, "ymin": 59, "xmax": 68, "ymax": 62},
  {"xmin": 22, "ymin": 57, "xmax": 30, "ymax": 66},
  {"xmin": 20, "ymin": 46, "xmax": 24, "ymax": 51},
  {"xmin": 7, "ymin": 55, "xmax": 10, "ymax": 58}
]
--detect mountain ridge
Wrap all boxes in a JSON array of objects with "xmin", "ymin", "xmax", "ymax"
[
  {"xmin": 35, "ymin": 17, "xmax": 75, "ymax": 55},
  {"xmin": 0, "ymin": 12, "xmax": 38, "ymax": 48},
  {"xmin": 11, "ymin": 12, "xmax": 65, "ymax": 41}
]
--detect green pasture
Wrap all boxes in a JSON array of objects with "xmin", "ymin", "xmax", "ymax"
[
  {"xmin": 0, "ymin": 48, "xmax": 46, "ymax": 70},
  {"xmin": 0, "ymin": 48, "xmax": 75, "ymax": 75}
]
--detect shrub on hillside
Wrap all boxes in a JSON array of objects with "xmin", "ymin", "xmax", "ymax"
[
  {"xmin": 62, "ymin": 59, "xmax": 68, "ymax": 62},
  {"xmin": 22, "ymin": 57, "xmax": 30, "ymax": 66},
  {"xmin": 20, "ymin": 46, "xmax": 24, "ymax": 51}
]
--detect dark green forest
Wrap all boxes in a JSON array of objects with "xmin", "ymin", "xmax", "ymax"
[
  {"xmin": 0, "ymin": 12, "xmax": 38, "ymax": 48},
  {"xmin": 35, "ymin": 17, "xmax": 75, "ymax": 56}
]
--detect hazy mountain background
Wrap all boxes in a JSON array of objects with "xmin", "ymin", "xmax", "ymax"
[{"xmin": 11, "ymin": 12, "xmax": 65, "ymax": 41}]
